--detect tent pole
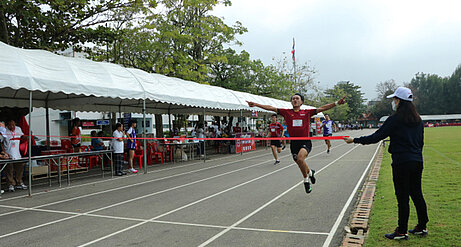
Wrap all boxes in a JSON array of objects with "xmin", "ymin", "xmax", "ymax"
[
  {"xmin": 240, "ymin": 110, "xmax": 243, "ymax": 156},
  {"xmin": 168, "ymin": 106, "xmax": 171, "ymax": 136},
  {"xmin": 143, "ymin": 100, "xmax": 147, "ymax": 174},
  {"xmin": 28, "ymin": 91, "xmax": 32, "ymax": 197},
  {"xmin": 45, "ymin": 100, "xmax": 50, "ymax": 150},
  {"xmin": 203, "ymin": 108, "xmax": 206, "ymax": 163}
]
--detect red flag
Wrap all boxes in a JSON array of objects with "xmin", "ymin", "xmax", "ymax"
[{"xmin": 291, "ymin": 38, "xmax": 295, "ymax": 61}]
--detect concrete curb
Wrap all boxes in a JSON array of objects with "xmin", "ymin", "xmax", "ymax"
[{"xmin": 341, "ymin": 144, "xmax": 383, "ymax": 247}]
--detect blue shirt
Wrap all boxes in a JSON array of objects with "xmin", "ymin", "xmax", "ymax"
[{"xmin": 322, "ymin": 120, "xmax": 334, "ymax": 135}]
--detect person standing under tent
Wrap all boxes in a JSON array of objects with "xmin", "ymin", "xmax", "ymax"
[
  {"xmin": 112, "ymin": 123, "xmax": 126, "ymax": 176},
  {"xmin": 3, "ymin": 120, "xmax": 27, "ymax": 192},
  {"xmin": 126, "ymin": 120, "xmax": 138, "ymax": 173},
  {"xmin": 70, "ymin": 118, "xmax": 82, "ymax": 152},
  {"xmin": 320, "ymin": 114, "xmax": 336, "ymax": 154},
  {"xmin": 247, "ymin": 93, "xmax": 346, "ymax": 194},
  {"xmin": 268, "ymin": 114, "xmax": 284, "ymax": 165},
  {"xmin": 344, "ymin": 87, "xmax": 428, "ymax": 240}
]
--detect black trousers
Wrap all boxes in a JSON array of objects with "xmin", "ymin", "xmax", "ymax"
[{"xmin": 392, "ymin": 161, "xmax": 429, "ymax": 232}]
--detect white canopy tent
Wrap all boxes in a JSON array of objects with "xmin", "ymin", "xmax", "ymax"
[
  {"xmin": 0, "ymin": 41, "xmax": 325, "ymax": 195},
  {"xmin": 0, "ymin": 41, "xmax": 318, "ymax": 117}
]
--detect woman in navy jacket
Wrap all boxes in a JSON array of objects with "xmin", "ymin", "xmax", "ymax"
[{"xmin": 344, "ymin": 87, "xmax": 429, "ymax": 240}]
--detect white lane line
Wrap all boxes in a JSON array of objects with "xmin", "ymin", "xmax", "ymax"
[
  {"xmin": 77, "ymin": 160, "xmax": 298, "ymax": 246},
  {"xmin": 0, "ymin": 152, "xmax": 271, "ymax": 217},
  {"xmin": 198, "ymin": 144, "xmax": 361, "ymax": 247},
  {"xmin": 0, "ymin": 149, "xmax": 266, "ymax": 202},
  {"xmin": 0, "ymin": 204, "xmax": 329, "ymax": 237},
  {"xmin": 0, "ymin": 152, "xmax": 293, "ymax": 240},
  {"xmin": 0, "ymin": 143, "xmax": 345, "ymax": 242},
  {"xmin": 322, "ymin": 143, "xmax": 381, "ymax": 247},
  {"xmin": 76, "ymin": 145, "xmax": 344, "ymax": 247}
]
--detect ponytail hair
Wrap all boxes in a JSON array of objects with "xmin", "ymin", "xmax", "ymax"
[{"xmin": 394, "ymin": 99, "xmax": 421, "ymax": 125}]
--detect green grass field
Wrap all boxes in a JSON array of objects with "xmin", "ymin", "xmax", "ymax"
[{"xmin": 364, "ymin": 126, "xmax": 461, "ymax": 247}]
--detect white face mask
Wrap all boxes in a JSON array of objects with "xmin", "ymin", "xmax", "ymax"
[{"xmin": 391, "ymin": 100, "xmax": 397, "ymax": 111}]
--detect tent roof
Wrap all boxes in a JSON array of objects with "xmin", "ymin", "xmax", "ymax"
[
  {"xmin": 0, "ymin": 41, "xmax": 319, "ymax": 117},
  {"xmin": 379, "ymin": 114, "xmax": 461, "ymax": 122}
]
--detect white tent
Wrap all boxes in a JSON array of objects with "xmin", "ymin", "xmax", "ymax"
[{"xmin": 0, "ymin": 41, "xmax": 317, "ymax": 117}]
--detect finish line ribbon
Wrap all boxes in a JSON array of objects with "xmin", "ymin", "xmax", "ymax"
[{"xmin": 28, "ymin": 134, "xmax": 349, "ymax": 141}]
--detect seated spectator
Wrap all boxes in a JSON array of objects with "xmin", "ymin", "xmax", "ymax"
[{"xmin": 92, "ymin": 131, "xmax": 105, "ymax": 151}]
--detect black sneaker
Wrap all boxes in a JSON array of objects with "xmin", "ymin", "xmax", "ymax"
[
  {"xmin": 282, "ymin": 145, "xmax": 286, "ymax": 150},
  {"xmin": 304, "ymin": 182, "xmax": 312, "ymax": 193},
  {"xmin": 385, "ymin": 227, "xmax": 408, "ymax": 240},
  {"xmin": 327, "ymin": 149, "xmax": 330, "ymax": 154},
  {"xmin": 115, "ymin": 172, "xmax": 123, "ymax": 176},
  {"xmin": 309, "ymin": 169, "xmax": 316, "ymax": 184},
  {"xmin": 274, "ymin": 160, "xmax": 280, "ymax": 165},
  {"xmin": 409, "ymin": 225, "xmax": 428, "ymax": 236}
]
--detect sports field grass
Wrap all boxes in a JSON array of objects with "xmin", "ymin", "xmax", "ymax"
[{"xmin": 364, "ymin": 126, "xmax": 461, "ymax": 247}]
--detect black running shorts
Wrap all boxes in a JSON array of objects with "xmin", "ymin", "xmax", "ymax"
[
  {"xmin": 270, "ymin": 140, "xmax": 282, "ymax": 148},
  {"xmin": 290, "ymin": 140, "xmax": 312, "ymax": 161}
]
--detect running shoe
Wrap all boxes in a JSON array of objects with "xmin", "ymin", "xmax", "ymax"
[
  {"xmin": 128, "ymin": 168, "xmax": 138, "ymax": 173},
  {"xmin": 304, "ymin": 182, "xmax": 312, "ymax": 193},
  {"xmin": 327, "ymin": 149, "xmax": 330, "ymax": 154},
  {"xmin": 8, "ymin": 185, "xmax": 15, "ymax": 192},
  {"xmin": 274, "ymin": 160, "xmax": 280, "ymax": 165},
  {"xmin": 385, "ymin": 227, "xmax": 408, "ymax": 240},
  {"xmin": 15, "ymin": 183, "xmax": 27, "ymax": 190},
  {"xmin": 309, "ymin": 169, "xmax": 316, "ymax": 184},
  {"xmin": 114, "ymin": 172, "xmax": 123, "ymax": 176},
  {"xmin": 409, "ymin": 225, "xmax": 428, "ymax": 236},
  {"xmin": 282, "ymin": 145, "xmax": 286, "ymax": 150}
]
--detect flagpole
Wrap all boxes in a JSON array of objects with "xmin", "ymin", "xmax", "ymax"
[{"xmin": 292, "ymin": 37, "xmax": 297, "ymax": 90}]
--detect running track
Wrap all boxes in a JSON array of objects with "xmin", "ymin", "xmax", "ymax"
[{"xmin": 0, "ymin": 129, "xmax": 380, "ymax": 247}]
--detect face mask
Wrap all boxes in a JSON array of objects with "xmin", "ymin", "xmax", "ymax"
[{"xmin": 391, "ymin": 100, "xmax": 397, "ymax": 111}]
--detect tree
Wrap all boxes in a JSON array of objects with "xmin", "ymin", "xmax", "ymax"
[
  {"xmin": 0, "ymin": 0, "xmax": 156, "ymax": 50},
  {"xmin": 319, "ymin": 87, "xmax": 349, "ymax": 121},
  {"xmin": 325, "ymin": 81, "xmax": 365, "ymax": 120},
  {"xmin": 369, "ymin": 79, "xmax": 397, "ymax": 119}
]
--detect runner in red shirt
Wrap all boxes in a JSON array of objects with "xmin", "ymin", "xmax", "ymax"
[
  {"xmin": 247, "ymin": 93, "xmax": 346, "ymax": 194},
  {"xmin": 268, "ymin": 114, "xmax": 285, "ymax": 165}
]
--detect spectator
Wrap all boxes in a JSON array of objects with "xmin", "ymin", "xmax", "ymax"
[
  {"xmin": 91, "ymin": 131, "xmax": 105, "ymax": 151},
  {"xmin": 196, "ymin": 123, "xmax": 205, "ymax": 156},
  {"xmin": 0, "ymin": 122, "xmax": 10, "ymax": 194},
  {"xmin": 71, "ymin": 118, "xmax": 81, "ymax": 152},
  {"xmin": 112, "ymin": 123, "xmax": 126, "ymax": 176},
  {"xmin": 3, "ymin": 120, "xmax": 27, "ymax": 192},
  {"xmin": 126, "ymin": 120, "xmax": 138, "ymax": 173}
]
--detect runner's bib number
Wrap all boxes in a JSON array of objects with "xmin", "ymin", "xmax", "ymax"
[{"xmin": 293, "ymin": 119, "xmax": 303, "ymax": 127}]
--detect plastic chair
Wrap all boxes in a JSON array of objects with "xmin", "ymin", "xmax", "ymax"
[
  {"xmin": 61, "ymin": 139, "xmax": 73, "ymax": 153},
  {"xmin": 133, "ymin": 146, "xmax": 144, "ymax": 169},
  {"xmin": 81, "ymin": 145, "xmax": 99, "ymax": 169},
  {"xmin": 151, "ymin": 142, "xmax": 164, "ymax": 164}
]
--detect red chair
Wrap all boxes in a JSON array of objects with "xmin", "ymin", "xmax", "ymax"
[
  {"xmin": 81, "ymin": 145, "xmax": 99, "ymax": 169},
  {"xmin": 150, "ymin": 142, "xmax": 164, "ymax": 164},
  {"xmin": 61, "ymin": 139, "xmax": 73, "ymax": 153},
  {"xmin": 133, "ymin": 145, "xmax": 144, "ymax": 169},
  {"xmin": 162, "ymin": 141, "xmax": 174, "ymax": 162}
]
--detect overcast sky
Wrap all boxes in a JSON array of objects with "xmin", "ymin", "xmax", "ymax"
[{"xmin": 213, "ymin": 0, "xmax": 461, "ymax": 101}]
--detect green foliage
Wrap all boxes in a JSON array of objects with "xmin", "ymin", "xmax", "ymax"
[
  {"xmin": 408, "ymin": 66, "xmax": 461, "ymax": 114},
  {"xmin": 325, "ymin": 81, "xmax": 365, "ymax": 121},
  {"xmin": 0, "ymin": 0, "xmax": 156, "ymax": 50}
]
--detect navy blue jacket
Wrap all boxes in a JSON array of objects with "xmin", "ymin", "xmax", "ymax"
[{"xmin": 354, "ymin": 115, "xmax": 424, "ymax": 164}]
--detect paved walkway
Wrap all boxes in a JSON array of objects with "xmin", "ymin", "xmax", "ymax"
[{"xmin": 0, "ymin": 129, "xmax": 379, "ymax": 247}]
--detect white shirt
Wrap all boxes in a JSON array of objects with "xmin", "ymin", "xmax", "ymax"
[
  {"xmin": 112, "ymin": 130, "xmax": 124, "ymax": 154},
  {"xmin": 3, "ymin": 126, "xmax": 24, "ymax": 160}
]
